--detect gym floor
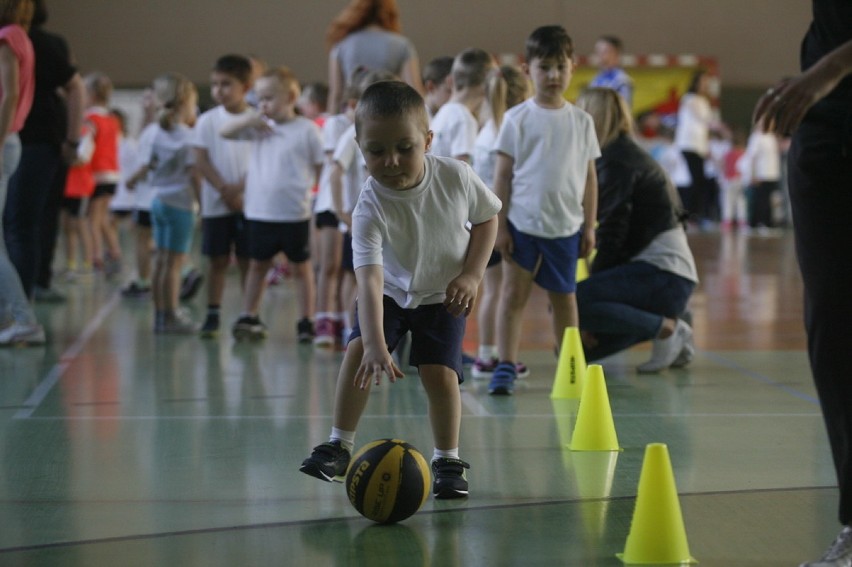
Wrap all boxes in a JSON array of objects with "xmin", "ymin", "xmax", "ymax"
[{"xmin": 0, "ymin": 230, "xmax": 839, "ymax": 566}]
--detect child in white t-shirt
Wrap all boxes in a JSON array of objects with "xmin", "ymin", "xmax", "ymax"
[
  {"xmin": 429, "ymin": 48, "xmax": 495, "ymax": 162},
  {"xmin": 127, "ymin": 73, "xmax": 200, "ymax": 334},
  {"xmin": 300, "ymin": 81, "xmax": 501, "ymax": 499},
  {"xmin": 221, "ymin": 67, "xmax": 323, "ymax": 342},
  {"xmin": 192, "ymin": 55, "xmax": 254, "ymax": 338},
  {"xmin": 490, "ymin": 25, "xmax": 600, "ymax": 395}
]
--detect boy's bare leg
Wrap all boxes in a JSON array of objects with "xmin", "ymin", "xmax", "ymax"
[
  {"xmin": 419, "ymin": 365, "xmax": 462, "ymax": 450},
  {"xmin": 292, "ymin": 258, "xmax": 316, "ymax": 321},
  {"xmin": 332, "ymin": 338, "xmax": 373, "ymax": 431},
  {"xmin": 242, "ymin": 258, "xmax": 272, "ymax": 315},
  {"xmin": 497, "ymin": 261, "xmax": 534, "ymax": 362},
  {"xmin": 207, "ymin": 255, "xmax": 230, "ymax": 306},
  {"xmin": 548, "ymin": 290, "xmax": 579, "ymax": 352},
  {"xmin": 477, "ymin": 264, "xmax": 503, "ymax": 347},
  {"xmin": 136, "ymin": 226, "xmax": 152, "ymax": 282}
]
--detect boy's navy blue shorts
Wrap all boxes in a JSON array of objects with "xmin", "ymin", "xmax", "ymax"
[
  {"xmin": 246, "ymin": 219, "xmax": 310, "ymax": 263},
  {"xmin": 509, "ymin": 221, "xmax": 580, "ymax": 293},
  {"xmin": 349, "ymin": 295, "xmax": 466, "ymax": 383},
  {"xmin": 202, "ymin": 214, "xmax": 248, "ymax": 258},
  {"xmin": 133, "ymin": 209, "xmax": 152, "ymax": 228},
  {"xmin": 341, "ymin": 232, "xmax": 354, "ymax": 272},
  {"xmin": 315, "ymin": 210, "xmax": 339, "ymax": 229}
]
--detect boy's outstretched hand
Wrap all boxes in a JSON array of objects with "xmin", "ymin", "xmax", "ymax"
[
  {"xmin": 354, "ymin": 344, "xmax": 404, "ymax": 389},
  {"xmin": 444, "ymin": 273, "xmax": 478, "ymax": 317}
]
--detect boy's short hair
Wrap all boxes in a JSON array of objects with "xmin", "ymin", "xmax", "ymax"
[
  {"xmin": 301, "ymin": 82, "xmax": 329, "ymax": 109},
  {"xmin": 597, "ymin": 35, "xmax": 623, "ymax": 53},
  {"xmin": 213, "ymin": 54, "xmax": 253, "ymax": 85},
  {"xmin": 525, "ymin": 25, "xmax": 574, "ymax": 63},
  {"xmin": 354, "ymin": 80, "xmax": 428, "ymax": 137},
  {"xmin": 451, "ymin": 48, "xmax": 494, "ymax": 90},
  {"xmin": 261, "ymin": 66, "xmax": 300, "ymax": 99},
  {"xmin": 422, "ymin": 56, "xmax": 454, "ymax": 85},
  {"xmin": 85, "ymin": 72, "xmax": 113, "ymax": 104}
]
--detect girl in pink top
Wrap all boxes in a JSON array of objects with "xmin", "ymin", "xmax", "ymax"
[{"xmin": 0, "ymin": 0, "xmax": 42, "ymax": 346}]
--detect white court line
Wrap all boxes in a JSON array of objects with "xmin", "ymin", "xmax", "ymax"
[
  {"xmin": 19, "ymin": 411, "xmax": 822, "ymax": 421},
  {"xmin": 460, "ymin": 389, "xmax": 492, "ymax": 417},
  {"xmin": 14, "ymin": 293, "xmax": 121, "ymax": 419}
]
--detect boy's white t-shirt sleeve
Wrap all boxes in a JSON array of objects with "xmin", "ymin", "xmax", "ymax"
[
  {"xmin": 493, "ymin": 113, "xmax": 519, "ymax": 160},
  {"xmin": 464, "ymin": 164, "xmax": 502, "ymax": 224},
  {"xmin": 351, "ymin": 197, "xmax": 384, "ymax": 268},
  {"xmin": 192, "ymin": 111, "xmax": 212, "ymax": 149}
]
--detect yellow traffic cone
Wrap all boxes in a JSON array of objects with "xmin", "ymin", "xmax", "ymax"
[
  {"xmin": 573, "ymin": 451, "xmax": 620, "ymax": 544},
  {"xmin": 552, "ymin": 398, "xmax": 580, "ymax": 449},
  {"xmin": 570, "ymin": 364, "xmax": 621, "ymax": 451},
  {"xmin": 617, "ymin": 443, "xmax": 697, "ymax": 565},
  {"xmin": 551, "ymin": 327, "xmax": 587, "ymax": 399}
]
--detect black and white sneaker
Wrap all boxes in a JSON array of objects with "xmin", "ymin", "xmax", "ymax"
[
  {"xmin": 297, "ymin": 317, "xmax": 315, "ymax": 344},
  {"xmin": 300, "ymin": 441, "xmax": 351, "ymax": 483},
  {"xmin": 232, "ymin": 315, "xmax": 267, "ymax": 340},
  {"xmin": 432, "ymin": 457, "xmax": 470, "ymax": 499},
  {"xmin": 800, "ymin": 525, "xmax": 852, "ymax": 566}
]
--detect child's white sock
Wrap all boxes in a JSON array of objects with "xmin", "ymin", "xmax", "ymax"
[
  {"xmin": 478, "ymin": 345, "xmax": 498, "ymax": 360},
  {"xmin": 330, "ymin": 427, "xmax": 356, "ymax": 453},
  {"xmin": 432, "ymin": 448, "xmax": 459, "ymax": 462}
]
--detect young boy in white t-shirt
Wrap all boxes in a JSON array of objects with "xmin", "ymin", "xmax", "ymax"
[
  {"xmin": 192, "ymin": 54, "xmax": 254, "ymax": 338},
  {"xmin": 300, "ymin": 81, "xmax": 501, "ymax": 499},
  {"xmin": 429, "ymin": 48, "xmax": 495, "ymax": 162},
  {"xmin": 490, "ymin": 25, "xmax": 600, "ymax": 395},
  {"xmin": 221, "ymin": 67, "xmax": 324, "ymax": 342}
]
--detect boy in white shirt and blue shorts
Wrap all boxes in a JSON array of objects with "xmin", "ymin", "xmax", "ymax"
[{"xmin": 490, "ymin": 25, "xmax": 600, "ymax": 395}]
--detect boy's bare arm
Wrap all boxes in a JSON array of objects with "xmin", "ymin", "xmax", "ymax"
[
  {"xmin": 220, "ymin": 111, "xmax": 269, "ymax": 139},
  {"xmin": 330, "ymin": 162, "xmax": 350, "ymax": 227},
  {"xmin": 192, "ymin": 147, "xmax": 244, "ymax": 211},
  {"xmin": 581, "ymin": 160, "xmax": 598, "ymax": 260},
  {"xmin": 492, "ymin": 153, "xmax": 514, "ymax": 259},
  {"xmin": 353, "ymin": 264, "xmax": 404, "ymax": 389},
  {"xmin": 444, "ymin": 215, "xmax": 498, "ymax": 317}
]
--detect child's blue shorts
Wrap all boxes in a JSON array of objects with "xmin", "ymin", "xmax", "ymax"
[
  {"xmin": 151, "ymin": 198, "xmax": 195, "ymax": 254},
  {"xmin": 509, "ymin": 221, "xmax": 580, "ymax": 293}
]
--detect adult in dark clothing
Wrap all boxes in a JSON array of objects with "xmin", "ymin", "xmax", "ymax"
[
  {"xmin": 575, "ymin": 88, "xmax": 698, "ymax": 373},
  {"xmin": 3, "ymin": 0, "xmax": 83, "ymax": 302},
  {"xmin": 753, "ymin": 2, "xmax": 852, "ymax": 565}
]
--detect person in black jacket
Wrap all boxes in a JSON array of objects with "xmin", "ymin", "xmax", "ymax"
[
  {"xmin": 4, "ymin": 0, "xmax": 84, "ymax": 303},
  {"xmin": 753, "ymin": 2, "xmax": 852, "ymax": 564},
  {"xmin": 575, "ymin": 88, "xmax": 698, "ymax": 372}
]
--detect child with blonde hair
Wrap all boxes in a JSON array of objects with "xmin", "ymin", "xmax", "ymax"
[
  {"xmin": 222, "ymin": 67, "xmax": 324, "ymax": 342},
  {"xmin": 127, "ymin": 73, "xmax": 200, "ymax": 334}
]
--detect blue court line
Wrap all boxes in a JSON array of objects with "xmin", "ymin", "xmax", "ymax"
[{"xmin": 699, "ymin": 350, "xmax": 819, "ymax": 405}]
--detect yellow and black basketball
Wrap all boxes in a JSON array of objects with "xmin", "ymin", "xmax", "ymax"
[{"xmin": 345, "ymin": 439, "xmax": 431, "ymax": 524}]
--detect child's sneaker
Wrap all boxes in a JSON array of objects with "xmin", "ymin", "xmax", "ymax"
[
  {"xmin": 200, "ymin": 313, "xmax": 220, "ymax": 339},
  {"xmin": 431, "ymin": 457, "xmax": 470, "ymax": 499},
  {"xmin": 472, "ymin": 356, "xmax": 499, "ymax": 379},
  {"xmin": 473, "ymin": 357, "xmax": 530, "ymax": 380},
  {"xmin": 488, "ymin": 361, "xmax": 517, "ymax": 395},
  {"xmin": 161, "ymin": 311, "xmax": 198, "ymax": 335},
  {"xmin": 313, "ymin": 317, "xmax": 335, "ymax": 348},
  {"xmin": 232, "ymin": 315, "xmax": 267, "ymax": 341},
  {"xmin": 297, "ymin": 317, "xmax": 315, "ymax": 343},
  {"xmin": 299, "ymin": 441, "xmax": 351, "ymax": 483},
  {"xmin": 121, "ymin": 281, "xmax": 151, "ymax": 299}
]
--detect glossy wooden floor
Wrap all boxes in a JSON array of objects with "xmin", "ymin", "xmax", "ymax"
[{"xmin": 0, "ymin": 229, "xmax": 841, "ymax": 566}]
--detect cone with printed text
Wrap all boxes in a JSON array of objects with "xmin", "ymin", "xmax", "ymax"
[
  {"xmin": 569, "ymin": 364, "xmax": 620, "ymax": 451},
  {"xmin": 551, "ymin": 327, "xmax": 587, "ymax": 399},
  {"xmin": 617, "ymin": 443, "xmax": 697, "ymax": 565}
]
